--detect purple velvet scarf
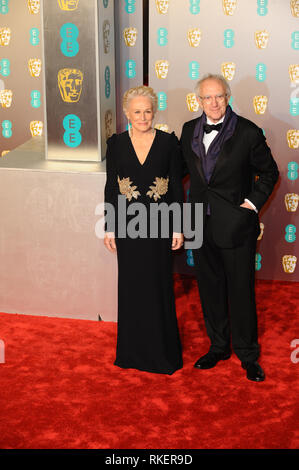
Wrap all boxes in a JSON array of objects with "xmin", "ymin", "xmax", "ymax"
[{"xmin": 191, "ymin": 105, "xmax": 238, "ymax": 183}]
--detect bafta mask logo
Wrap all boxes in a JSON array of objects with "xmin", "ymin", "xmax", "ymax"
[
  {"xmin": 221, "ymin": 62, "xmax": 236, "ymax": 81},
  {"xmin": 155, "ymin": 0, "xmax": 169, "ymax": 14},
  {"xmin": 257, "ymin": 222, "xmax": 264, "ymax": 241},
  {"xmin": 282, "ymin": 255, "xmax": 297, "ymax": 273},
  {"xmin": 28, "ymin": 58, "xmax": 42, "ymax": 78},
  {"xmin": 27, "ymin": 0, "xmax": 41, "ymax": 14},
  {"xmin": 105, "ymin": 109, "xmax": 113, "ymax": 140},
  {"xmin": 154, "ymin": 124, "xmax": 169, "ymax": 132},
  {"xmin": 30, "ymin": 120, "xmax": 43, "ymax": 137},
  {"xmin": 103, "ymin": 20, "xmax": 111, "ymax": 54},
  {"xmin": 223, "ymin": 0, "xmax": 237, "ymax": 16},
  {"xmin": 0, "ymin": 27, "xmax": 11, "ymax": 46},
  {"xmin": 58, "ymin": 0, "xmax": 80, "ymax": 11},
  {"xmin": 290, "ymin": 0, "xmax": 299, "ymax": 17},
  {"xmin": 123, "ymin": 27, "xmax": 137, "ymax": 47},
  {"xmin": 289, "ymin": 64, "xmax": 299, "ymax": 84},
  {"xmin": 0, "ymin": 89, "xmax": 12, "ymax": 108},
  {"xmin": 287, "ymin": 129, "xmax": 299, "ymax": 149},
  {"xmin": 155, "ymin": 60, "xmax": 169, "ymax": 79},
  {"xmin": 253, "ymin": 95, "xmax": 268, "ymax": 115},
  {"xmin": 1, "ymin": 150, "xmax": 10, "ymax": 157},
  {"xmin": 58, "ymin": 68, "xmax": 83, "ymax": 103},
  {"xmin": 187, "ymin": 28, "xmax": 201, "ymax": 48},
  {"xmin": 255, "ymin": 30, "xmax": 269, "ymax": 49},
  {"xmin": 285, "ymin": 193, "xmax": 299, "ymax": 212},
  {"xmin": 186, "ymin": 93, "xmax": 200, "ymax": 112}
]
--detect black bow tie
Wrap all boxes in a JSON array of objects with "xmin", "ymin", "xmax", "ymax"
[{"xmin": 203, "ymin": 123, "xmax": 222, "ymax": 134}]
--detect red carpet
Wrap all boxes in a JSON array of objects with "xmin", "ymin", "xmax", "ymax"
[{"xmin": 0, "ymin": 276, "xmax": 298, "ymax": 450}]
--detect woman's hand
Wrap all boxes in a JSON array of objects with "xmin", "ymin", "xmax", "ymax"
[
  {"xmin": 104, "ymin": 232, "xmax": 116, "ymax": 252},
  {"xmin": 172, "ymin": 233, "xmax": 184, "ymax": 250}
]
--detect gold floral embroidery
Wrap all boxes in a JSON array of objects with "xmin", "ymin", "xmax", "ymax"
[
  {"xmin": 117, "ymin": 176, "xmax": 141, "ymax": 201},
  {"xmin": 146, "ymin": 176, "xmax": 169, "ymax": 201}
]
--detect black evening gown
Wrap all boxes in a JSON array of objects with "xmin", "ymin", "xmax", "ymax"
[{"xmin": 104, "ymin": 130, "xmax": 183, "ymax": 375}]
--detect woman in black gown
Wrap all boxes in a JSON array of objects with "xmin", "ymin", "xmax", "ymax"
[{"xmin": 104, "ymin": 86, "xmax": 184, "ymax": 375}]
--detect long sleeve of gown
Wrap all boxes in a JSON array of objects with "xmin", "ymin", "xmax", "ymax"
[{"xmin": 104, "ymin": 134, "xmax": 118, "ymax": 232}]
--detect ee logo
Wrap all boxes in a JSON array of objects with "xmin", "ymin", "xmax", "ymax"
[
  {"xmin": 0, "ymin": 58, "xmax": 10, "ymax": 76},
  {"xmin": 256, "ymin": 63, "xmax": 266, "ymax": 82},
  {"xmin": 2, "ymin": 119, "xmax": 12, "ymax": 138},
  {"xmin": 30, "ymin": 28, "xmax": 40, "ymax": 46},
  {"xmin": 255, "ymin": 253, "xmax": 262, "ymax": 271},
  {"xmin": 189, "ymin": 61, "xmax": 200, "ymax": 80},
  {"xmin": 125, "ymin": 0, "xmax": 135, "ymax": 14},
  {"xmin": 157, "ymin": 92, "xmax": 167, "ymax": 110},
  {"xmin": 290, "ymin": 98, "xmax": 299, "ymax": 117},
  {"xmin": 105, "ymin": 66, "xmax": 111, "ymax": 98},
  {"xmin": 103, "ymin": 0, "xmax": 109, "ymax": 7},
  {"xmin": 291, "ymin": 32, "xmax": 299, "ymax": 50},
  {"xmin": 31, "ymin": 90, "xmax": 41, "ymax": 108},
  {"xmin": 189, "ymin": 0, "xmax": 200, "ymax": 15},
  {"xmin": 125, "ymin": 59, "xmax": 136, "ymax": 78},
  {"xmin": 224, "ymin": 29, "xmax": 235, "ymax": 48},
  {"xmin": 186, "ymin": 249, "xmax": 194, "ymax": 267},
  {"xmin": 157, "ymin": 28, "xmax": 168, "ymax": 46},
  {"xmin": 288, "ymin": 162, "xmax": 298, "ymax": 180},
  {"xmin": 0, "ymin": 0, "xmax": 9, "ymax": 14},
  {"xmin": 285, "ymin": 225, "xmax": 296, "ymax": 243},
  {"xmin": 60, "ymin": 23, "xmax": 79, "ymax": 58},
  {"xmin": 257, "ymin": 0, "xmax": 268, "ymax": 16},
  {"xmin": 63, "ymin": 114, "xmax": 82, "ymax": 148}
]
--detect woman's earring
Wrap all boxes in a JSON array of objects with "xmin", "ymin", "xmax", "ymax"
[{"xmin": 127, "ymin": 119, "xmax": 132, "ymax": 137}]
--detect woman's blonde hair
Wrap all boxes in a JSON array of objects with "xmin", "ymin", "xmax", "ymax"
[{"xmin": 123, "ymin": 85, "xmax": 158, "ymax": 115}]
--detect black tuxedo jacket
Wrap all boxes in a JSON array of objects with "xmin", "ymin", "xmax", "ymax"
[{"xmin": 180, "ymin": 115, "xmax": 279, "ymax": 248}]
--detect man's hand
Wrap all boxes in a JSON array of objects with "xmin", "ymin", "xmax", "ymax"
[{"xmin": 172, "ymin": 233, "xmax": 184, "ymax": 250}]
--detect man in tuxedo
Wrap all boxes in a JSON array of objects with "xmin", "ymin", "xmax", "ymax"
[{"xmin": 180, "ymin": 74, "xmax": 279, "ymax": 382}]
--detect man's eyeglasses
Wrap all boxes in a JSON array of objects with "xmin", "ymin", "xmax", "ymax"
[{"xmin": 199, "ymin": 94, "xmax": 228, "ymax": 104}]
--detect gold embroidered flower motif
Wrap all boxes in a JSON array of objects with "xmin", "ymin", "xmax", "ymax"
[
  {"xmin": 117, "ymin": 176, "xmax": 141, "ymax": 201},
  {"xmin": 146, "ymin": 176, "xmax": 169, "ymax": 201}
]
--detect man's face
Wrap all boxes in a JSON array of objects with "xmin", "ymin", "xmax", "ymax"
[{"xmin": 197, "ymin": 79, "xmax": 229, "ymax": 123}]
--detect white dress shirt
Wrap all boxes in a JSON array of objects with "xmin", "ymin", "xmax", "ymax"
[{"xmin": 203, "ymin": 116, "xmax": 257, "ymax": 212}]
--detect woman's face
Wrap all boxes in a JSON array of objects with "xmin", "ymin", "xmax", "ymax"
[{"xmin": 126, "ymin": 96, "xmax": 154, "ymax": 134}]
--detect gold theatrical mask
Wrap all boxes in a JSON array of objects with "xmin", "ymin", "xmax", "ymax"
[
  {"xmin": 57, "ymin": 0, "xmax": 80, "ymax": 11},
  {"xmin": 123, "ymin": 27, "xmax": 137, "ymax": 47},
  {"xmin": 187, "ymin": 28, "xmax": 201, "ymax": 48},
  {"xmin": 186, "ymin": 93, "xmax": 200, "ymax": 112},
  {"xmin": 290, "ymin": 0, "xmax": 299, "ymax": 17},
  {"xmin": 28, "ymin": 58, "xmax": 42, "ymax": 78},
  {"xmin": 105, "ymin": 109, "xmax": 113, "ymax": 140},
  {"xmin": 27, "ymin": 0, "xmax": 40, "ymax": 14},
  {"xmin": 254, "ymin": 30, "xmax": 269, "ymax": 49},
  {"xmin": 1, "ymin": 150, "xmax": 10, "ymax": 157},
  {"xmin": 30, "ymin": 120, "xmax": 43, "ymax": 137},
  {"xmin": 253, "ymin": 95, "xmax": 268, "ymax": 115},
  {"xmin": 289, "ymin": 64, "xmax": 299, "ymax": 84},
  {"xmin": 103, "ymin": 20, "xmax": 111, "ymax": 54},
  {"xmin": 287, "ymin": 129, "xmax": 299, "ymax": 149},
  {"xmin": 223, "ymin": 0, "xmax": 237, "ymax": 16},
  {"xmin": 154, "ymin": 124, "xmax": 169, "ymax": 133},
  {"xmin": 285, "ymin": 193, "xmax": 299, "ymax": 212},
  {"xmin": 58, "ymin": 68, "xmax": 83, "ymax": 103},
  {"xmin": 221, "ymin": 62, "xmax": 236, "ymax": 81},
  {"xmin": 155, "ymin": 60, "xmax": 169, "ymax": 79},
  {"xmin": 155, "ymin": 0, "xmax": 170, "ymax": 14},
  {"xmin": 0, "ymin": 27, "xmax": 11, "ymax": 46},
  {"xmin": 257, "ymin": 223, "xmax": 264, "ymax": 241},
  {"xmin": 282, "ymin": 255, "xmax": 297, "ymax": 274},
  {"xmin": 0, "ymin": 89, "xmax": 12, "ymax": 108}
]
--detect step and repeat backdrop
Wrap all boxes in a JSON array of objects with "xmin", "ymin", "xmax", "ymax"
[
  {"xmin": 148, "ymin": 0, "xmax": 299, "ymax": 281},
  {"xmin": 0, "ymin": 0, "xmax": 116, "ymax": 162}
]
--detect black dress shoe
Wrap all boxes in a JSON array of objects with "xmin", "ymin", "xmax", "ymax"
[
  {"xmin": 241, "ymin": 361, "xmax": 265, "ymax": 382},
  {"xmin": 194, "ymin": 351, "xmax": 231, "ymax": 369}
]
